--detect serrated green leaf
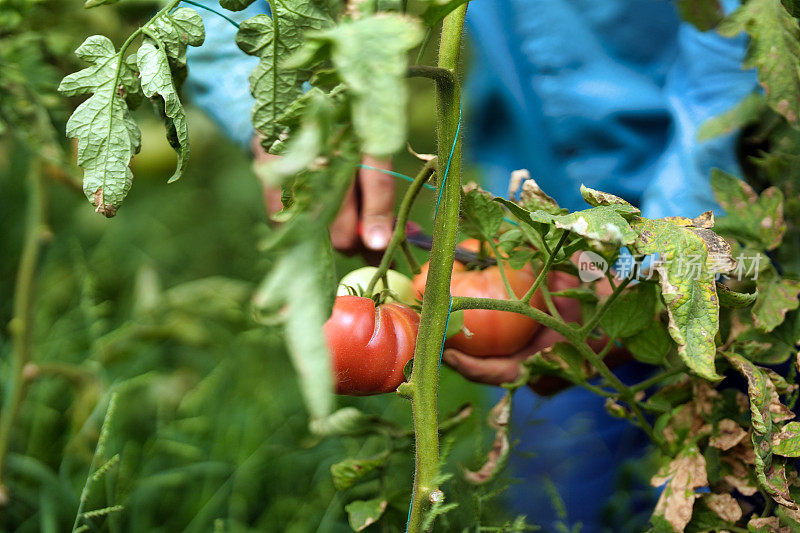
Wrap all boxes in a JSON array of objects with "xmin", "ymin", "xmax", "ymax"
[
  {"xmin": 529, "ymin": 205, "xmax": 637, "ymax": 252},
  {"xmin": 630, "ymin": 218, "xmax": 736, "ymax": 380},
  {"xmin": 137, "ymin": 39, "xmax": 189, "ymax": 183},
  {"xmin": 724, "ymin": 353, "xmax": 795, "ymax": 508},
  {"xmin": 711, "ymin": 169, "xmax": 786, "ymax": 250},
  {"xmin": 147, "ymin": 8, "xmax": 205, "ymax": 69},
  {"xmin": 580, "ymin": 184, "xmax": 639, "ymax": 214},
  {"xmin": 260, "ymin": 89, "xmax": 333, "ymax": 183},
  {"xmin": 330, "ymin": 454, "xmax": 389, "ymax": 491},
  {"xmin": 772, "ymin": 422, "xmax": 800, "ymax": 457},
  {"xmin": 719, "ymin": 0, "xmax": 800, "ymax": 125},
  {"xmin": 345, "ymin": 498, "xmax": 387, "ymax": 532},
  {"xmin": 305, "ymin": 14, "xmax": 423, "ymax": 156},
  {"xmin": 752, "ymin": 272, "xmax": 800, "ymax": 332},
  {"xmin": 236, "ymin": 4, "xmax": 333, "ymax": 145},
  {"xmin": 677, "ymin": 0, "xmax": 724, "ymax": 31},
  {"xmin": 59, "ymin": 35, "xmax": 140, "ymax": 216},
  {"xmin": 421, "ymin": 0, "xmax": 470, "ymax": 26},
  {"xmin": 600, "ymin": 283, "xmax": 657, "ymax": 339},
  {"xmin": 698, "ymin": 93, "xmax": 765, "ymax": 141},
  {"xmin": 623, "ymin": 321, "xmax": 673, "ymax": 365},
  {"xmin": 716, "ymin": 283, "xmax": 758, "ymax": 308},
  {"xmin": 461, "ymin": 187, "xmax": 504, "ymax": 240},
  {"xmin": 252, "ymin": 237, "xmax": 335, "ymax": 420}
]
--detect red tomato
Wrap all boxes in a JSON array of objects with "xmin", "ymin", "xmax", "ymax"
[
  {"xmin": 324, "ymin": 295, "xmax": 420, "ymax": 395},
  {"xmin": 414, "ymin": 239, "xmax": 545, "ymax": 357}
]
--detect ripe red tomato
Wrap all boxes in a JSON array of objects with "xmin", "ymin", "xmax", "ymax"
[
  {"xmin": 324, "ymin": 295, "xmax": 420, "ymax": 395},
  {"xmin": 414, "ymin": 239, "xmax": 545, "ymax": 357}
]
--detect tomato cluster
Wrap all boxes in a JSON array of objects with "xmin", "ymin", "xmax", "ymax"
[{"xmin": 324, "ymin": 240, "xmax": 545, "ymax": 395}]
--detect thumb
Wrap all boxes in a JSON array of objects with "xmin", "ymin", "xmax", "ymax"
[{"xmin": 358, "ymin": 156, "xmax": 395, "ymax": 250}]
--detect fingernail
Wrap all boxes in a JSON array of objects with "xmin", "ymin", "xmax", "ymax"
[{"xmin": 364, "ymin": 225, "xmax": 390, "ymax": 250}]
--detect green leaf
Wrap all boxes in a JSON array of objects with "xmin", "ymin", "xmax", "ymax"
[
  {"xmin": 623, "ymin": 322, "xmax": 673, "ymax": 365},
  {"xmin": 725, "ymin": 353, "xmax": 795, "ymax": 508},
  {"xmin": 236, "ymin": 4, "xmax": 333, "ymax": 145},
  {"xmin": 716, "ymin": 283, "xmax": 758, "ymax": 308},
  {"xmin": 331, "ymin": 453, "xmax": 390, "ymax": 491},
  {"xmin": 599, "ymin": 283, "xmax": 657, "ymax": 339},
  {"xmin": 219, "ymin": 0, "xmax": 256, "ymax": 10},
  {"xmin": 580, "ymin": 185, "xmax": 640, "ymax": 213},
  {"xmin": 549, "ymin": 287, "xmax": 599, "ymax": 303},
  {"xmin": 137, "ymin": 39, "xmax": 189, "ymax": 183},
  {"xmin": 421, "ymin": 0, "xmax": 470, "ymax": 26},
  {"xmin": 508, "ymin": 171, "xmax": 564, "ymax": 215},
  {"xmin": 773, "ymin": 422, "xmax": 800, "ymax": 457},
  {"xmin": 304, "ymin": 14, "xmax": 424, "ymax": 156},
  {"xmin": 252, "ymin": 237, "xmax": 335, "ymax": 420},
  {"xmin": 259, "ymin": 89, "xmax": 334, "ymax": 183},
  {"xmin": 630, "ymin": 217, "xmax": 736, "ymax": 380},
  {"xmin": 719, "ymin": 0, "xmax": 800, "ymax": 125},
  {"xmin": 345, "ymin": 498, "xmax": 387, "ymax": 532},
  {"xmin": 711, "ymin": 169, "xmax": 786, "ymax": 250},
  {"xmin": 697, "ymin": 93, "xmax": 765, "ymax": 141},
  {"xmin": 461, "ymin": 187, "xmax": 504, "ymax": 241},
  {"xmin": 752, "ymin": 272, "xmax": 800, "ymax": 332},
  {"xmin": 84, "ymin": 0, "xmax": 121, "ymax": 8},
  {"xmin": 529, "ymin": 205, "xmax": 638, "ymax": 252},
  {"xmin": 59, "ymin": 35, "xmax": 140, "ymax": 217},
  {"xmin": 676, "ymin": 0, "xmax": 724, "ymax": 31},
  {"xmin": 147, "ymin": 8, "xmax": 205, "ymax": 69},
  {"xmin": 782, "ymin": 0, "xmax": 800, "ymax": 16}
]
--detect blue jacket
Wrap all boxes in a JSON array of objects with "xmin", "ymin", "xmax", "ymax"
[{"xmin": 186, "ymin": 1, "xmax": 757, "ymax": 530}]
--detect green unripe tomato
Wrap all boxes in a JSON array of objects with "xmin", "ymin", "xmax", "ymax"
[{"xmin": 337, "ymin": 267, "xmax": 416, "ymax": 303}]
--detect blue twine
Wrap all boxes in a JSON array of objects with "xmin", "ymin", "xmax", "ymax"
[{"xmin": 358, "ymin": 164, "xmax": 437, "ymax": 190}]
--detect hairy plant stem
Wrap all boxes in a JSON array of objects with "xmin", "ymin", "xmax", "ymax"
[
  {"xmin": 450, "ymin": 296, "xmax": 664, "ymax": 449},
  {"xmin": 521, "ymin": 231, "xmax": 568, "ymax": 304},
  {"xmin": 402, "ymin": 6, "xmax": 466, "ymax": 532},
  {"xmin": 0, "ymin": 158, "xmax": 45, "ymax": 489},
  {"xmin": 366, "ymin": 158, "xmax": 437, "ymax": 295}
]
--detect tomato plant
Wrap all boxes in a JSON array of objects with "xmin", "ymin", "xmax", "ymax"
[
  {"xmin": 324, "ymin": 295, "xmax": 419, "ymax": 395},
  {"xmin": 337, "ymin": 266, "xmax": 416, "ymax": 303},
  {"xmin": 4, "ymin": 0, "xmax": 800, "ymax": 531}
]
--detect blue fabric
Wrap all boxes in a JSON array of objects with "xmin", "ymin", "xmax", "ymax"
[
  {"xmin": 184, "ymin": 1, "xmax": 267, "ymax": 148},
  {"xmin": 184, "ymin": 1, "xmax": 759, "ymax": 530}
]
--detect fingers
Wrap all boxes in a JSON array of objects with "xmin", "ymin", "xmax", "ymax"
[
  {"xmin": 330, "ymin": 186, "xmax": 359, "ymax": 250},
  {"xmin": 358, "ymin": 156, "xmax": 395, "ymax": 250},
  {"xmin": 443, "ymin": 349, "xmax": 524, "ymax": 386}
]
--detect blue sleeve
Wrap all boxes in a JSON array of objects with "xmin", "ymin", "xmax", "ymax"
[
  {"xmin": 641, "ymin": 1, "xmax": 758, "ymax": 219},
  {"xmin": 185, "ymin": 1, "xmax": 269, "ymax": 148}
]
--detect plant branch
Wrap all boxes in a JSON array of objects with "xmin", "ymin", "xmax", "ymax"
[
  {"xmin": 406, "ymin": 65, "xmax": 456, "ymax": 87},
  {"xmin": 481, "ymin": 234, "xmax": 516, "ymax": 300},
  {"xmin": 521, "ymin": 231, "xmax": 568, "ymax": 304},
  {"xmin": 366, "ymin": 157, "xmax": 437, "ymax": 295},
  {"xmin": 0, "ymin": 158, "xmax": 45, "ymax": 489},
  {"xmin": 451, "ymin": 295, "xmax": 663, "ymax": 449},
  {"xmin": 578, "ymin": 276, "xmax": 632, "ymax": 339},
  {"xmin": 403, "ymin": 6, "xmax": 467, "ymax": 532}
]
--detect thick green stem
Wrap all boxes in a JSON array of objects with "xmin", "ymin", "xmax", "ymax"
[
  {"xmin": 366, "ymin": 158, "xmax": 437, "ymax": 295},
  {"xmin": 521, "ymin": 231, "xmax": 568, "ymax": 304},
  {"xmin": 404, "ymin": 6, "xmax": 466, "ymax": 532},
  {"xmin": 0, "ymin": 159, "xmax": 45, "ymax": 489}
]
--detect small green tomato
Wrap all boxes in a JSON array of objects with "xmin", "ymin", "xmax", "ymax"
[{"xmin": 337, "ymin": 267, "xmax": 416, "ymax": 303}]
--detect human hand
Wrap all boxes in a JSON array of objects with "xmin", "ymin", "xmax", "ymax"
[
  {"xmin": 443, "ymin": 270, "xmax": 627, "ymax": 395},
  {"xmin": 253, "ymin": 137, "xmax": 395, "ymax": 251}
]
